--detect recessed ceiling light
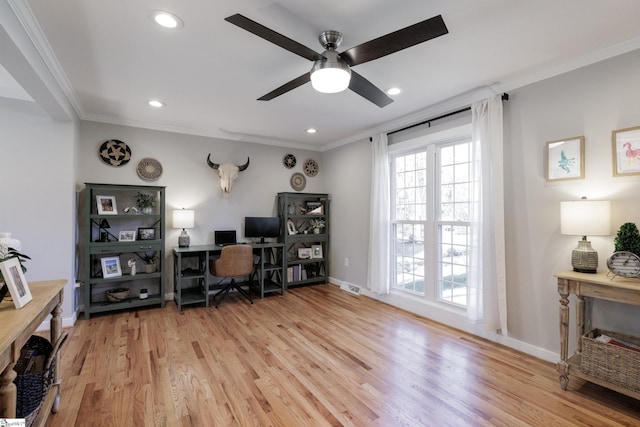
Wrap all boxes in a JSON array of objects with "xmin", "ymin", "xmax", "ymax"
[
  {"xmin": 306, "ymin": 128, "xmax": 317, "ymax": 134},
  {"xmin": 148, "ymin": 100, "xmax": 165, "ymax": 108},
  {"xmin": 152, "ymin": 11, "xmax": 183, "ymax": 29},
  {"xmin": 386, "ymin": 87, "xmax": 402, "ymax": 96}
]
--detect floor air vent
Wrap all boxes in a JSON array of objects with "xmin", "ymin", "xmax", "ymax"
[{"xmin": 340, "ymin": 282, "xmax": 361, "ymax": 295}]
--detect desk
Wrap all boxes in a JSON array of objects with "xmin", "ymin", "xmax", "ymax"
[
  {"xmin": 555, "ymin": 271, "xmax": 640, "ymax": 399},
  {"xmin": 0, "ymin": 279, "xmax": 65, "ymax": 424},
  {"xmin": 173, "ymin": 243, "xmax": 284, "ymax": 311}
]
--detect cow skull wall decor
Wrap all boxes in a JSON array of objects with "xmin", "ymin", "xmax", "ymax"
[{"xmin": 206, "ymin": 155, "xmax": 250, "ymax": 197}]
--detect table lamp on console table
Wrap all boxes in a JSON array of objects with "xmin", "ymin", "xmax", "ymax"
[{"xmin": 173, "ymin": 208, "xmax": 194, "ymax": 248}]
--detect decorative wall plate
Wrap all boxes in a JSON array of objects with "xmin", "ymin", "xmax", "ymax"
[
  {"xmin": 290, "ymin": 172, "xmax": 306, "ymax": 191},
  {"xmin": 283, "ymin": 153, "xmax": 297, "ymax": 169},
  {"xmin": 99, "ymin": 139, "xmax": 131, "ymax": 166},
  {"xmin": 137, "ymin": 158, "xmax": 163, "ymax": 181},
  {"xmin": 303, "ymin": 159, "xmax": 319, "ymax": 177}
]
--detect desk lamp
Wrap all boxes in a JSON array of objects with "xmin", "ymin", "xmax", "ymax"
[
  {"xmin": 560, "ymin": 198, "xmax": 611, "ymax": 273},
  {"xmin": 173, "ymin": 209, "xmax": 194, "ymax": 248}
]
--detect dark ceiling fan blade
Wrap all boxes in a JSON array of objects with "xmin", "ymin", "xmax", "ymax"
[
  {"xmin": 340, "ymin": 15, "xmax": 448, "ymax": 67},
  {"xmin": 349, "ymin": 71, "xmax": 393, "ymax": 108},
  {"xmin": 225, "ymin": 14, "xmax": 324, "ymax": 62},
  {"xmin": 258, "ymin": 73, "xmax": 311, "ymax": 101}
]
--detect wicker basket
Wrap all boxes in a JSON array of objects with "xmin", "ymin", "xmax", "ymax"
[
  {"xmin": 106, "ymin": 287, "xmax": 130, "ymax": 302},
  {"xmin": 581, "ymin": 329, "xmax": 640, "ymax": 392},
  {"xmin": 14, "ymin": 332, "xmax": 68, "ymax": 426}
]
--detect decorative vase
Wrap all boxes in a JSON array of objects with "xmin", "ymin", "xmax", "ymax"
[
  {"xmin": 142, "ymin": 207, "xmax": 153, "ymax": 215},
  {"xmin": 314, "ymin": 228, "xmax": 320, "ymax": 234},
  {"xmin": 145, "ymin": 263, "xmax": 155, "ymax": 274}
]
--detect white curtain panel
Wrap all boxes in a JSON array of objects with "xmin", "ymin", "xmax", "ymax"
[
  {"xmin": 368, "ymin": 133, "xmax": 391, "ymax": 294},
  {"xmin": 468, "ymin": 95, "xmax": 508, "ymax": 334}
]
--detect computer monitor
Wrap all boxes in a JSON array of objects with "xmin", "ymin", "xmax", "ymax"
[
  {"xmin": 244, "ymin": 217, "xmax": 280, "ymax": 243},
  {"xmin": 214, "ymin": 230, "xmax": 237, "ymax": 247}
]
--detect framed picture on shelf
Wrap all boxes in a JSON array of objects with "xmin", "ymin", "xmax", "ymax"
[
  {"xmin": 612, "ymin": 125, "xmax": 640, "ymax": 176},
  {"xmin": 101, "ymin": 256, "xmax": 122, "ymax": 278},
  {"xmin": 311, "ymin": 244, "xmax": 323, "ymax": 259},
  {"xmin": 298, "ymin": 248, "xmax": 312, "ymax": 259},
  {"xmin": 96, "ymin": 195, "xmax": 118, "ymax": 215},
  {"xmin": 137, "ymin": 228, "xmax": 156, "ymax": 240},
  {"xmin": 545, "ymin": 136, "xmax": 584, "ymax": 182},
  {"xmin": 119, "ymin": 230, "xmax": 136, "ymax": 242},
  {"xmin": 306, "ymin": 201, "xmax": 323, "ymax": 215},
  {"xmin": 0, "ymin": 257, "xmax": 32, "ymax": 309}
]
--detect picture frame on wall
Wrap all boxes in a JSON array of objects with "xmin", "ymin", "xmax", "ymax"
[
  {"xmin": 545, "ymin": 136, "xmax": 584, "ymax": 182},
  {"xmin": 96, "ymin": 195, "xmax": 118, "ymax": 215},
  {"xmin": 0, "ymin": 257, "xmax": 32, "ymax": 309},
  {"xmin": 612, "ymin": 125, "xmax": 640, "ymax": 176},
  {"xmin": 101, "ymin": 256, "xmax": 122, "ymax": 278}
]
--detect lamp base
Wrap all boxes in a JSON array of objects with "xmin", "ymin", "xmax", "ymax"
[
  {"xmin": 178, "ymin": 229, "xmax": 190, "ymax": 248},
  {"xmin": 571, "ymin": 239, "xmax": 598, "ymax": 274}
]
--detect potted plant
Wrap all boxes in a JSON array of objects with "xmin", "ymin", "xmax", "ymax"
[
  {"xmin": 139, "ymin": 252, "xmax": 159, "ymax": 273},
  {"xmin": 614, "ymin": 222, "xmax": 640, "ymax": 256},
  {"xmin": 309, "ymin": 218, "xmax": 325, "ymax": 234},
  {"xmin": 135, "ymin": 192, "xmax": 155, "ymax": 214}
]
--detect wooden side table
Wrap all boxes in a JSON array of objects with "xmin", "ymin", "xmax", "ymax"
[
  {"xmin": 555, "ymin": 271, "xmax": 640, "ymax": 399},
  {"xmin": 0, "ymin": 279, "xmax": 65, "ymax": 424}
]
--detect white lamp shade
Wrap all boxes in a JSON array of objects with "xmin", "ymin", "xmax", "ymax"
[
  {"xmin": 560, "ymin": 200, "xmax": 611, "ymax": 236},
  {"xmin": 172, "ymin": 209, "xmax": 194, "ymax": 229},
  {"xmin": 311, "ymin": 67, "xmax": 351, "ymax": 93}
]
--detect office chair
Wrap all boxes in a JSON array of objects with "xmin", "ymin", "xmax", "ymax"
[{"xmin": 209, "ymin": 244, "xmax": 254, "ymax": 308}]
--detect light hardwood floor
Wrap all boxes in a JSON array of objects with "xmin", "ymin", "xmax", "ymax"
[{"xmin": 45, "ymin": 284, "xmax": 640, "ymax": 426}]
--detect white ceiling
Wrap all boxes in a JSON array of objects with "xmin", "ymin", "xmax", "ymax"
[{"xmin": 4, "ymin": 0, "xmax": 640, "ymax": 150}]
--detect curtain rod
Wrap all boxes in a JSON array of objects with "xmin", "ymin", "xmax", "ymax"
[{"xmin": 383, "ymin": 93, "xmax": 509, "ymax": 137}]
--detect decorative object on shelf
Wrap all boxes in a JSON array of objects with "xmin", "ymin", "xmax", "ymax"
[
  {"xmin": 137, "ymin": 227, "xmax": 156, "ymax": 240},
  {"xmin": 606, "ymin": 251, "xmax": 640, "ymax": 278},
  {"xmin": 309, "ymin": 218, "xmax": 325, "ymax": 234},
  {"xmin": 96, "ymin": 195, "xmax": 118, "ymax": 215},
  {"xmin": 140, "ymin": 252, "xmax": 158, "ymax": 273},
  {"xmin": 283, "ymin": 153, "xmax": 296, "ymax": 169},
  {"xmin": 0, "ymin": 233, "xmax": 30, "ymax": 286},
  {"xmin": 119, "ymin": 230, "xmax": 136, "ymax": 242},
  {"xmin": 100, "ymin": 256, "xmax": 122, "ymax": 278},
  {"xmin": 206, "ymin": 155, "xmax": 250, "ymax": 198},
  {"xmin": 99, "ymin": 139, "xmax": 131, "ymax": 166},
  {"xmin": 290, "ymin": 172, "xmax": 306, "ymax": 191},
  {"xmin": 139, "ymin": 288, "xmax": 149, "ymax": 299},
  {"xmin": 135, "ymin": 192, "xmax": 155, "ymax": 214},
  {"xmin": 560, "ymin": 197, "xmax": 611, "ymax": 273},
  {"xmin": 306, "ymin": 201, "xmax": 323, "ymax": 214},
  {"xmin": 612, "ymin": 125, "xmax": 640, "ymax": 177},
  {"xmin": 0, "ymin": 257, "xmax": 32, "ymax": 309},
  {"xmin": 106, "ymin": 288, "xmax": 130, "ymax": 302},
  {"xmin": 303, "ymin": 159, "xmax": 319, "ymax": 177},
  {"xmin": 298, "ymin": 248, "xmax": 312, "ymax": 259},
  {"xmin": 123, "ymin": 206, "xmax": 139, "ymax": 214},
  {"xmin": 545, "ymin": 136, "xmax": 584, "ymax": 182},
  {"xmin": 128, "ymin": 258, "xmax": 137, "ymax": 276},
  {"xmin": 137, "ymin": 158, "xmax": 163, "ymax": 181},
  {"xmin": 287, "ymin": 219, "xmax": 297, "ymax": 235},
  {"xmin": 311, "ymin": 244, "xmax": 323, "ymax": 259},
  {"xmin": 173, "ymin": 208, "xmax": 195, "ymax": 248}
]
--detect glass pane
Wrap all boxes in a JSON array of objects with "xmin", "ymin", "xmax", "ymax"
[
  {"xmin": 441, "ymin": 165, "xmax": 454, "ymax": 184},
  {"xmin": 441, "ymin": 146, "xmax": 454, "ymax": 166},
  {"xmin": 455, "ymin": 143, "xmax": 469, "ymax": 163}
]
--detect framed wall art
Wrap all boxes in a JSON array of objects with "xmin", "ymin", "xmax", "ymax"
[
  {"xmin": 545, "ymin": 136, "xmax": 584, "ymax": 182},
  {"xmin": 612, "ymin": 125, "xmax": 640, "ymax": 176},
  {"xmin": 96, "ymin": 195, "xmax": 118, "ymax": 215},
  {"xmin": 101, "ymin": 256, "xmax": 122, "ymax": 278},
  {"xmin": 0, "ymin": 257, "xmax": 32, "ymax": 309}
]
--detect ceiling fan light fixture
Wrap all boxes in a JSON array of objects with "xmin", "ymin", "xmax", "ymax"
[{"xmin": 310, "ymin": 51, "xmax": 351, "ymax": 94}]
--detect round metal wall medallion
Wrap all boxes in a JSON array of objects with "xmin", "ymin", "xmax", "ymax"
[
  {"xmin": 137, "ymin": 158, "xmax": 163, "ymax": 181},
  {"xmin": 290, "ymin": 172, "xmax": 306, "ymax": 191},
  {"xmin": 99, "ymin": 139, "xmax": 131, "ymax": 166},
  {"xmin": 303, "ymin": 159, "xmax": 319, "ymax": 177},
  {"xmin": 283, "ymin": 153, "xmax": 297, "ymax": 169}
]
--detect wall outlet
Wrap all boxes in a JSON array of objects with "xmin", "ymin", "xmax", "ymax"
[{"xmin": 344, "ymin": 257, "xmax": 349, "ymax": 267}]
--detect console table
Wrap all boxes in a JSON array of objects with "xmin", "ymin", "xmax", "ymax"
[
  {"xmin": 0, "ymin": 279, "xmax": 65, "ymax": 424},
  {"xmin": 173, "ymin": 243, "xmax": 284, "ymax": 311},
  {"xmin": 555, "ymin": 271, "xmax": 640, "ymax": 399}
]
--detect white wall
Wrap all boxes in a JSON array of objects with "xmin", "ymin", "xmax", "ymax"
[
  {"xmin": 0, "ymin": 97, "xmax": 76, "ymax": 324},
  {"xmin": 76, "ymin": 120, "xmax": 323, "ymax": 283},
  {"xmin": 323, "ymin": 48, "xmax": 640, "ymax": 362}
]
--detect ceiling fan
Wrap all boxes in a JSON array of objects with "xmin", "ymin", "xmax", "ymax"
[{"xmin": 225, "ymin": 13, "xmax": 448, "ymax": 108}]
